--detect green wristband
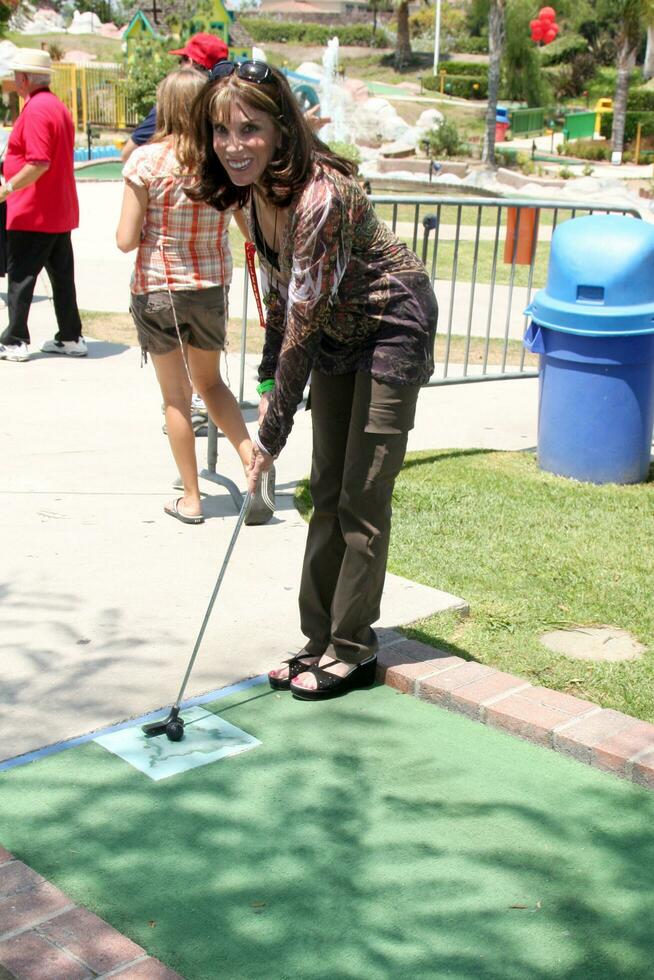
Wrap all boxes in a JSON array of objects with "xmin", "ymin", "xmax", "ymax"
[{"xmin": 256, "ymin": 379, "xmax": 276, "ymax": 395}]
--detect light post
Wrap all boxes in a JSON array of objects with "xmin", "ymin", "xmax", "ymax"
[{"xmin": 433, "ymin": 0, "xmax": 442, "ymax": 76}]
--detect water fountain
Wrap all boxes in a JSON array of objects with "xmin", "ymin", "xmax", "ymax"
[
  {"xmin": 319, "ymin": 37, "xmax": 350, "ymax": 143},
  {"xmin": 287, "ymin": 38, "xmax": 476, "ymax": 192},
  {"xmin": 294, "ymin": 37, "xmax": 413, "ymax": 149}
]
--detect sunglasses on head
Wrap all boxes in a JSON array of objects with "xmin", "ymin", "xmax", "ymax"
[{"xmin": 209, "ymin": 60, "xmax": 273, "ymax": 83}]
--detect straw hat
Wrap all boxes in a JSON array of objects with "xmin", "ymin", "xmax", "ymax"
[{"xmin": 10, "ymin": 49, "xmax": 53, "ymax": 75}]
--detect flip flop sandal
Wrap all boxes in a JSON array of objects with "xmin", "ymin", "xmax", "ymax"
[{"xmin": 164, "ymin": 497, "xmax": 205, "ymax": 525}]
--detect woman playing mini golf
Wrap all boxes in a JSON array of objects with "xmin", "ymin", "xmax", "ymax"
[{"xmin": 186, "ymin": 62, "xmax": 437, "ymax": 699}]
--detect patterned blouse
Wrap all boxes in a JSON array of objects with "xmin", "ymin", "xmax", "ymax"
[
  {"xmin": 250, "ymin": 163, "xmax": 438, "ymax": 458},
  {"xmin": 123, "ymin": 140, "xmax": 233, "ymax": 295}
]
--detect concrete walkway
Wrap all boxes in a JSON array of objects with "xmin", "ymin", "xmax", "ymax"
[
  {"xmin": 0, "ymin": 182, "xmax": 541, "ymax": 763},
  {"xmin": 0, "ymin": 291, "xmax": 537, "ymax": 762}
]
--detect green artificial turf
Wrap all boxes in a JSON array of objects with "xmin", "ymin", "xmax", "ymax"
[
  {"xmin": 2, "ymin": 684, "xmax": 654, "ymax": 979},
  {"xmin": 75, "ymin": 162, "xmax": 124, "ymax": 180},
  {"xmin": 297, "ymin": 450, "xmax": 654, "ymax": 722}
]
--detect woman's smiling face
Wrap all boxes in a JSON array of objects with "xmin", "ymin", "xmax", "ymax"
[{"xmin": 212, "ymin": 98, "xmax": 279, "ymax": 187}]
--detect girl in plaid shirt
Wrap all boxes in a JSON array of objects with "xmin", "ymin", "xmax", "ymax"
[{"xmin": 116, "ymin": 68, "xmax": 274, "ymax": 526}]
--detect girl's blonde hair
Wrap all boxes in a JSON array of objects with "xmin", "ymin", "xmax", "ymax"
[{"xmin": 153, "ymin": 67, "xmax": 207, "ymax": 164}]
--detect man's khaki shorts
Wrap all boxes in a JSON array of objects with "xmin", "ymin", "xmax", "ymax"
[{"xmin": 129, "ymin": 286, "xmax": 227, "ymax": 355}]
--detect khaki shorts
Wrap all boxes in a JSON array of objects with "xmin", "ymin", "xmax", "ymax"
[{"xmin": 130, "ymin": 286, "xmax": 227, "ymax": 355}]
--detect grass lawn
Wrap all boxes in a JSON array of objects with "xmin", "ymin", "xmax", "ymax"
[
  {"xmin": 81, "ymin": 310, "xmax": 267, "ymax": 353},
  {"xmin": 224, "ymin": 206, "xmax": 565, "ymax": 289},
  {"xmin": 81, "ymin": 311, "xmax": 537, "ymax": 369},
  {"xmin": 424, "ymin": 239, "xmax": 550, "ymax": 288},
  {"xmin": 6, "ymin": 31, "xmax": 123, "ymax": 63},
  {"xmin": 298, "ymin": 450, "xmax": 654, "ymax": 722}
]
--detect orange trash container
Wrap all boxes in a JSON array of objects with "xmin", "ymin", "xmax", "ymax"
[{"xmin": 504, "ymin": 206, "xmax": 540, "ymax": 265}]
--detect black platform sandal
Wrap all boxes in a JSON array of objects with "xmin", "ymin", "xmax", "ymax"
[
  {"xmin": 289, "ymin": 656, "xmax": 378, "ymax": 702},
  {"xmin": 268, "ymin": 652, "xmax": 322, "ymax": 691}
]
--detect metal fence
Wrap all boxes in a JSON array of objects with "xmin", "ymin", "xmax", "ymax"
[
  {"xmin": 234, "ymin": 195, "xmax": 641, "ymax": 405},
  {"xmin": 50, "ymin": 63, "xmax": 138, "ymax": 131}
]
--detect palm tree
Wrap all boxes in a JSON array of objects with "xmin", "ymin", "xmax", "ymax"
[
  {"xmin": 393, "ymin": 0, "xmax": 412, "ymax": 69},
  {"xmin": 368, "ymin": 0, "xmax": 391, "ymax": 40},
  {"xmin": 482, "ymin": 0, "xmax": 505, "ymax": 165},
  {"xmin": 611, "ymin": 0, "xmax": 652, "ymax": 163},
  {"xmin": 644, "ymin": 23, "xmax": 654, "ymax": 80},
  {"xmin": 642, "ymin": 0, "xmax": 654, "ymax": 79}
]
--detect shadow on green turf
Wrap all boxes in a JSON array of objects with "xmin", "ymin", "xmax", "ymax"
[{"xmin": 1, "ymin": 682, "xmax": 653, "ymax": 980}]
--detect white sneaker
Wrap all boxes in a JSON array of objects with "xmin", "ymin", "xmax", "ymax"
[
  {"xmin": 41, "ymin": 337, "xmax": 88, "ymax": 357},
  {"xmin": 0, "ymin": 342, "xmax": 29, "ymax": 362}
]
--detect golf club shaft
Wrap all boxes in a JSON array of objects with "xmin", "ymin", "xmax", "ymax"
[{"xmin": 173, "ymin": 491, "xmax": 251, "ymax": 707}]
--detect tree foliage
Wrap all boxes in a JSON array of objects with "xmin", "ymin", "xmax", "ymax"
[
  {"xmin": 502, "ymin": 0, "xmax": 549, "ymax": 105},
  {"xmin": 0, "ymin": 0, "xmax": 19, "ymax": 37},
  {"xmin": 124, "ymin": 38, "xmax": 176, "ymax": 120}
]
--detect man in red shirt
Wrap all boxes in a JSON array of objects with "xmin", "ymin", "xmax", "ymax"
[{"xmin": 0, "ymin": 49, "xmax": 86, "ymax": 362}]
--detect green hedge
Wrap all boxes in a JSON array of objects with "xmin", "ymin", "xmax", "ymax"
[
  {"xmin": 539, "ymin": 34, "xmax": 589, "ymax": 67},
  {"xmin": 451, "ymin": 36, "xmax": 488, "ymax": 54},
  {"xmin": 559, "ymin": 139, "xmax": 610, "ymax": 161},
  {"xmin": 423, "ymin": 72, "xmax": 487, "ymax": 99},
  {"xmin": 627, "ymin": 88, "xmax": 654, "ymax": 111},
  {"xmin": 439, "ymin": 60, "xmax": 488, "ymax": 78},
  {"xmin": 599, "ymin": 111, "xmax": 654, "ymax": 142},
  {"xmin": 239, "ymin": 17, "xmax": 389, "ymax": 48}
]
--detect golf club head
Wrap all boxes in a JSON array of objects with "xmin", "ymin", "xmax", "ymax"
[{"xmin": 142, "ymin": 706, "xmax": 181, "ymax": 739}]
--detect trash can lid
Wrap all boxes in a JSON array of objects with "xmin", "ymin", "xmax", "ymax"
[{"xmin": 525, "ymin": 214, "xmax": 654, "ymax": 336}]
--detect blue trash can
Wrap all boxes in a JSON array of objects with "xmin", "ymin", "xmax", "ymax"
[{"xmin": 524, "ymin": 214, "xmax": 654, "ymax": 484}]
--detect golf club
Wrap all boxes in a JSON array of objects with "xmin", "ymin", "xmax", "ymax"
[{"xmin": 142, "ymin": 491, "xmax": 251, "ymax": 742}]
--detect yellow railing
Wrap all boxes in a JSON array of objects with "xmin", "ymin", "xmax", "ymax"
[{"xmin": 50, "ymin": 63, "xmax": 139, "ymax": 131}]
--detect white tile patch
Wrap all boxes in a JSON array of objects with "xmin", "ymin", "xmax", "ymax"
[{"xmin": 94, "ymin": 706, "xmax": 261, "ymax": 781}]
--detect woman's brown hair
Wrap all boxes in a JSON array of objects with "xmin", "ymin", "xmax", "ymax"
[
  {"xmin": 152, "ymin": 67, "xmax": 207, "ymax": 166},
  {"xmin": 184, "ymin": 64, "xmax": 356, "ymax": 210}
]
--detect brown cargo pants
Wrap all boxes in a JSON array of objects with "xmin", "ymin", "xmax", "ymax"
[{"xmin": 299, "ymin": 370, "xmax": 420, "ymax": 666}]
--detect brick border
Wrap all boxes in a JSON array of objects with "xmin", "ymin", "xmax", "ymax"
[
  {"xmin": 376, "ymin": 629, "xmax": 654, "ymax": 790},
  {"xmin": 0, "ymin": 848, "xmax": 182, "ymax": 980}
]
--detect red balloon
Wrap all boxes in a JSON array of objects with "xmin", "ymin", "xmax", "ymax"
[
  {"xmin": 531, "ymin": 21, "xmax": 544, "ymax": 40},
  {"xmin": 544, "ymin": 26, "xmax": 557, "ymax": 43},
  {"xmin": 529, "ymin": 18, "xmax": 540, "ymax": 29},
  {"xmin": 539, "ymin": 6, "xmax": 556, "ymax": 21},
  {"xmin": 551, "ymin": 21, "xmax": 560, "ymax": 34}
]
